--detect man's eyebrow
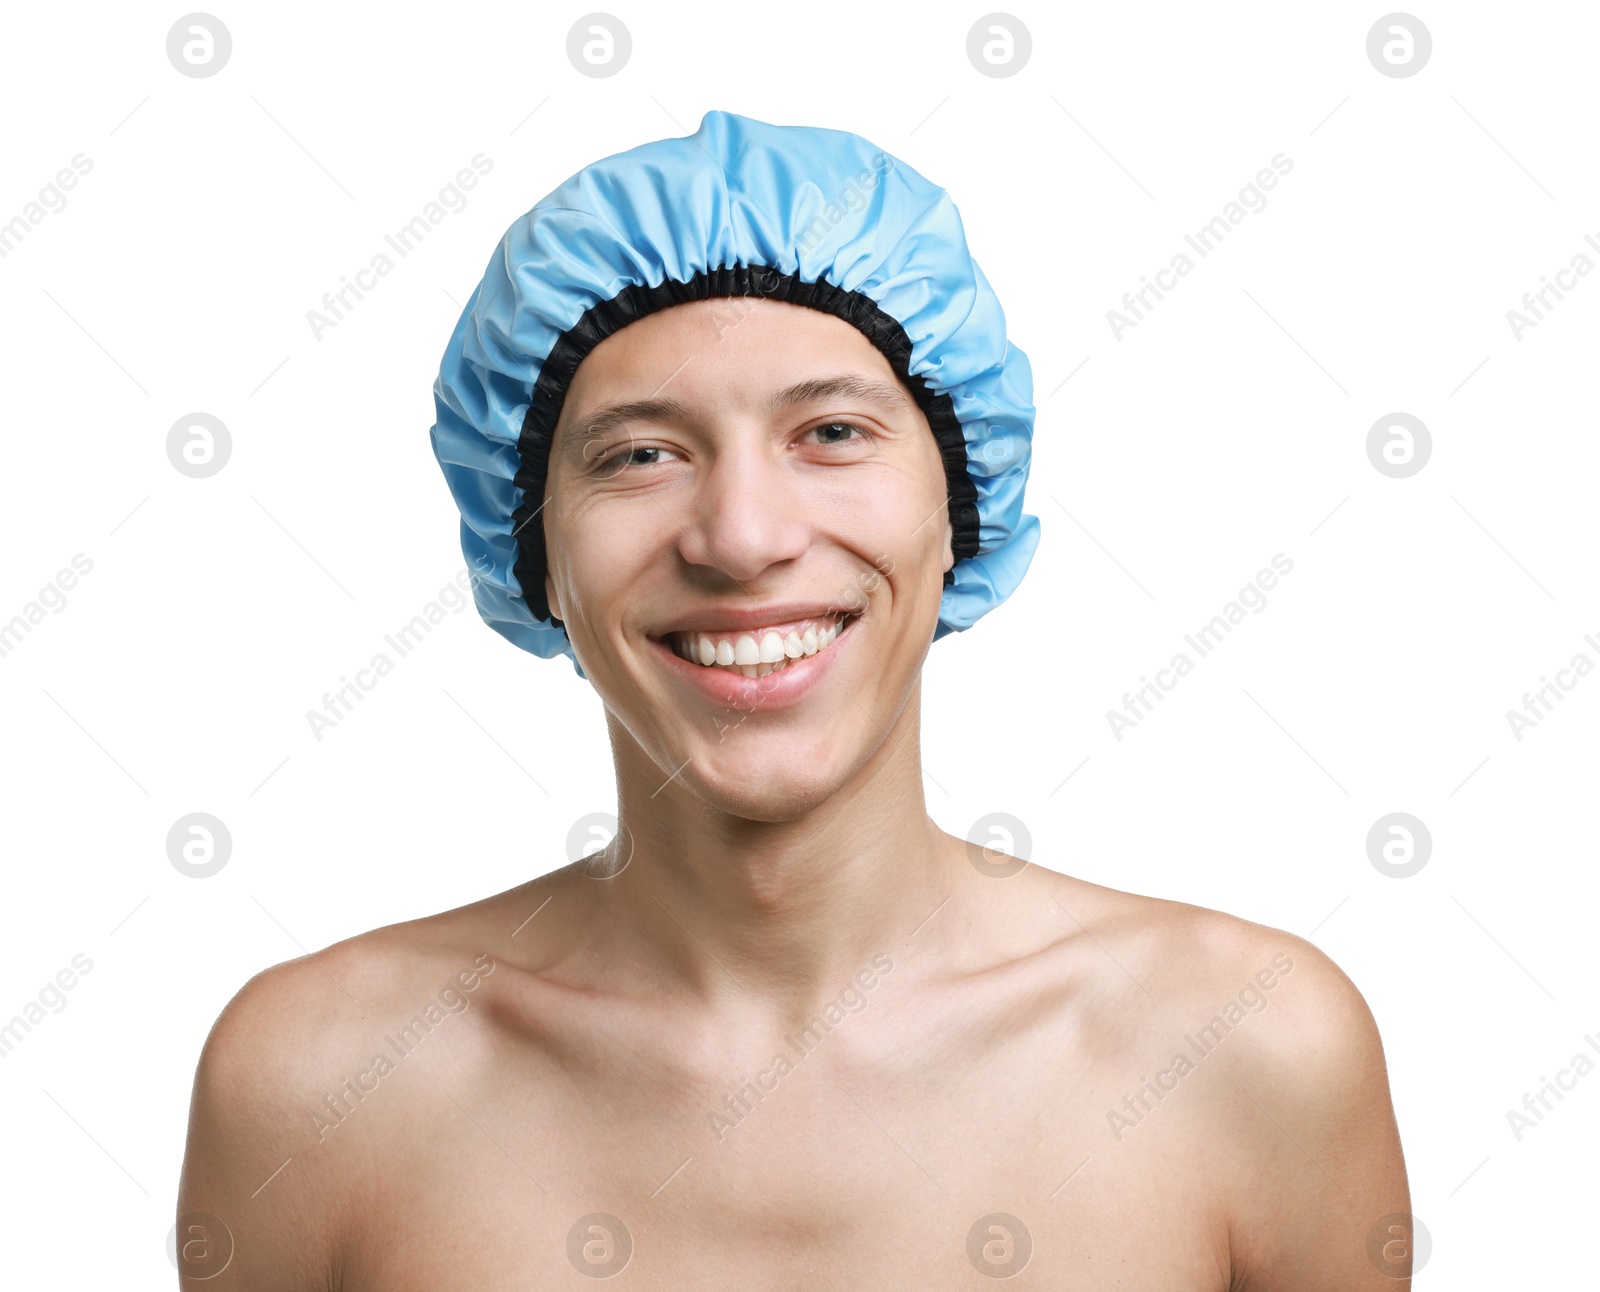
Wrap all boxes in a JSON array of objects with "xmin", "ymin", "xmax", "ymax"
[
  {"xmin": 561, "ymin": 397, "xmax": 693, "ymax": 458},
  {"xmin": 766, "ymin": 374, "xmax": 916, "ymax": 416},
  {"xmin": 559, "ymin": 374, "xmax": 916, "ymax": 458}
]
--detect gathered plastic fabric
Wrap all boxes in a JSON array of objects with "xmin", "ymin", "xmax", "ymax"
[{"xmin": 431, "ymin": 109, "xmax": 1041, "ymax": 676}]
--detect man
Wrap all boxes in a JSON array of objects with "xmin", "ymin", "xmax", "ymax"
[{"xmin": 178, "ymin": 111, "xmax": 1413, "ymax": 1287}]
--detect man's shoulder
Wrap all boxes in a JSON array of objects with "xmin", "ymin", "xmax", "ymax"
[
  {"xmin": 197, "ymin": 924, "xmax": 421, "ymax": 1086},
  {"xmin": 1030, "ymin": 867, "xmax": 1383, "ymax": 1071},
  {"xmin": 1152, "ymin": 894, "xmax": 1384, "ymax": 1074},
  {"xmin": 176, "ymin": 881, "xmax": 561, "ymax": 1280},
  {"xmin": 170, "ymin": 896, "xmax": 474, "ymax": 1282},
  {"xmin": 193, "ymin": 881, "xmax": 543, "ymax": 1096},
  {"xmin": 1037, "ymin": 870, "xmax": 1406, "ymax": 1269}
]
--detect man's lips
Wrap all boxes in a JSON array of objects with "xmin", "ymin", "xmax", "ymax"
[
  {"xmin": 647, "ymin": 600, "xmax": 857, "ymax": 637},
  {"xmin": 649, "ymin": 612, "xmax": 858, "ymax": 710}
]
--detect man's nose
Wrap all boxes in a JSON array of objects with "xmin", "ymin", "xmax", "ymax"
[{"xmin": 676, "ymin": 437, "xmax": 811, "ymax": 584}]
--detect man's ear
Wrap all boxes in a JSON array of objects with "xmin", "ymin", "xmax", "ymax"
[
  {"xmin": 941, "ymin": 513, "xmax": 955, "ymax": 576},
  {"xmin": 544, "ymin": 571, "xmax": 564, "ymax": 624}
]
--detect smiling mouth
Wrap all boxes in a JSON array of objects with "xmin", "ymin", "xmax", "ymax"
[{"xmin": 660, "ymin": 612, "xmax": 859, "ymax": 678}]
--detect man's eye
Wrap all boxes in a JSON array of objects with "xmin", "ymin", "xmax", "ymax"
[
  {"xmin": 594, "ymin": 445, "xmax": 681, "ymax": 475},
  {"xmin": 806, "ymin": 421, "xmax": 869, "ymax": 446}
]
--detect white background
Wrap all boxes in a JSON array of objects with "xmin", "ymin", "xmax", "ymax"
[{"xmin": 1, "ymin": 1, "xmax": 1594, "ymax": 1284}]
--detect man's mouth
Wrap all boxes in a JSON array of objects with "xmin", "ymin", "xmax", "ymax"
[{"xmin": 660, "ymin": 613, "xmax": 859, "ymax": 679}]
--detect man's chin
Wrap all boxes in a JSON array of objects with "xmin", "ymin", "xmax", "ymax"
[{"xmin": 675, "ymin": 754, "xmax": 852, "ymax": 825}]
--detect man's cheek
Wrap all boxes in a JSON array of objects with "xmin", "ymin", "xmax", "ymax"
[{"xmin": 561, "ymin": 514, "xmax": 654, "ymax": 634}]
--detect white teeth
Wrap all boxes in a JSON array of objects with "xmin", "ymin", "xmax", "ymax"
[{"xmin": 669, "ymin": 616, "xmax": 851, "ymax": 672}]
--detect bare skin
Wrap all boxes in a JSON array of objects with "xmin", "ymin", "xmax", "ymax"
[{"xmin": 177, "ymin": 298, "xmax": 1412, "ymax": 1289}]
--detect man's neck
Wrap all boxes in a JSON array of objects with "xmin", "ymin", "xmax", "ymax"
[{"xmin": 591, "ymin": 697, "xmax": 961, "ymax": 1021}]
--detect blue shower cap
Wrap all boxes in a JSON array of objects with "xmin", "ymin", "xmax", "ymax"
[{"xmin": 430, "ymin": 109, "xmax": 1041, "ymax": 676}]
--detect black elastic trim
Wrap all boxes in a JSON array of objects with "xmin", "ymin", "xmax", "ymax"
[{"xmin": 511, "ymin": 264, "xmax": 980, "ymax": 628}]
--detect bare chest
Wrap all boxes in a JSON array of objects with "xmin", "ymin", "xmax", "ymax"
[{"xmin": 337, "ymin": 1023, "xmax": 1233, "ymax": 1290}]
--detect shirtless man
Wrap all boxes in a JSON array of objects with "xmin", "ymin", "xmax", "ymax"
[{"xmin": 177, "ymin": 113, "xmax": 1412, "ymax": 1288}]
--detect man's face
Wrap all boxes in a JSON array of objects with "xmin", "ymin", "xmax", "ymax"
[{"xmin": 543, "ymin": 296, "xmax": 954, "ymax": 821}]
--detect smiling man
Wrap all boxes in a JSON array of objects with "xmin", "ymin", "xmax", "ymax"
[
  {"xmin": 177, "ymin": 111, "xmax": 1415, "ymax": 1288},
  {"xmin": 540, "ymin": 300, "xmax": 956, "ymax": 823}
]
